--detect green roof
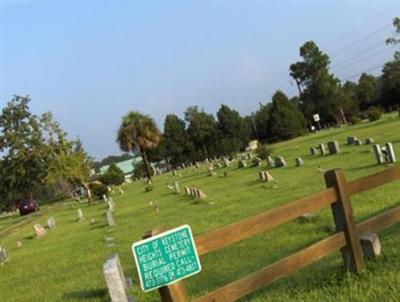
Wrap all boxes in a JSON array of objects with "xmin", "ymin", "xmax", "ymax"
[{"xmin": 99, "ymin": 157, "xmax": 142, "ymax": 175}]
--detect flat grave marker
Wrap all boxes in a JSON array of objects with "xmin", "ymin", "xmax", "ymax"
[{"xmin": 132, "ymin": 225, "xmax": 201, "ymax": 292}]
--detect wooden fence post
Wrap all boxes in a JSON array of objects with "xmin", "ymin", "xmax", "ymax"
[
  {"xmin": 324, "ymin": 169, "xmax": 365, "ymax": 272},
  {"xmin": 143, "ymin": 230, "xmax": 189, "ymax": 302}
]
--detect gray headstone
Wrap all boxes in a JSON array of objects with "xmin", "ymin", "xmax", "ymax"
[
  {"xmin": 318, "ymin": 143, "xmax": 326, "ymax": 155},
  {"xmin": 0, "ymin": 246, "xmax": 8, "ymax": 263},
  {"xmin": 275, "ymin": 156, "xmax": 286, "ymax": 167},
  {"xmin": 47, "ymin": 217, "xmax": 56, "ymax": 229},
  {"xmin": 103, "ymin": 194, "xmax": 108, "ymax": 203},
  {"xmin": 360, "ymin": 233, "xmax": 381, "ymax": 258},
  {"xmin": 365, "ymin": 138, "xmax": 375, "ymax": 144},
  {"xmin": 107, "ymin": 210, "xmax": 115, "ymax": 227},
  {"xmin": 252, "ymin": 157, "xmax": 262, "ymax": 167},
  {"xmin": 103, "ymin": 254, "xmax": 129, "ymax": 302},
  {"xmin": 238, "ymin": 160, "xmax": 247, "ymax": 168},
  {"xmin": 373, "ymin": 144, "xmax": 384, "ymax": 165},
  {"xmin": 173, "ymin": 181, "xmax": 180, "ymax": 194},
  {"xmin": 385, "ymin": 142, "xmax": 396, "ymax": 163},
  {"xmin": 347, "ymin": 136, "xmax": 357, "ymax": 145},
  {"xmin": 310, "ymin": 147, "xmax": 317, "ymax": 156},
  {"xmin": 295, "ymin": 157, "xmax": 304, "ymax": 167},
  {"xmin": 77, "ymin": 209, "xmax": 84, "ymax": 222},
  {"xmin": 267, "ymin": 156, "xmax": 274, "ymax": 167},
  {"xmin": 327, "ymin": 141, "xmax": 340, "ymax": 154},
  {"xmin": 355, "ymin": 139, "xmax": 363, "ymax": 145}
]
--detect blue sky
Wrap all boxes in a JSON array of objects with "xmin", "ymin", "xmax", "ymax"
[{"xmin": 1, "ymin": 1, "xmax": 398, "ymax": 159}]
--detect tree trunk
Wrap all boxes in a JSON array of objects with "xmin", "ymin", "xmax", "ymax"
[{"xmin": 140, "ymin": 147, "xmax": 152, "ymax": 183}]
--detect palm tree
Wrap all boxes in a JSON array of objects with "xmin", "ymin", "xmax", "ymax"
[{"xmin": 117, "ymin": 111, "xmax": 160, "ymax": 182}]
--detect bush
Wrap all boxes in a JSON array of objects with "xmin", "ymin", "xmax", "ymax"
[
  {"xmin": 349, "ymin": 116, "xmax": 362, "ymax": 125},
  {"xmin": 255, "ymin": 144, "xmax": 273, "ymax": 160},
  {"xmin": 367, "ymin": 107, "xmax": 383, "ymax": 122},
  {"xmin": 145, "ymin": 185, "xmax": 154, "ymax": 192},
  {"xmin": 100, "ymin": 163, "xmax": 125, "ymax": 186},
  {"xmin": 89, "ymin": 182, "xmax": 108, "ymax": 200}
]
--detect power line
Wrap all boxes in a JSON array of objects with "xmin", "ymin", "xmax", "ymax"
[
  {"xmin": 330, "ymin": 23, "xmax": 392, "ymax": 58},
  {"xmin": 332, "ymin": 46, "xmax": 395, "ymax": 73},
  {"xmin": 339, "ymin": 63, "xmax": 386, "ymax": 82}
]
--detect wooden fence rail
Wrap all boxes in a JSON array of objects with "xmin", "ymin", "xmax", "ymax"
[{"xmin": 152, "ymin": 166, "xmax": 400, "ymax": 302}]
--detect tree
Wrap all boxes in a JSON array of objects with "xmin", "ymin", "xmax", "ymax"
[
  {"xmin": 100, "ymin": 163, "xmax": 125, "ymax": 186},
  {"xmin": 0, "ymin": 96, "xmax": 48, "ymax": 202},
  {"xmin": 216, "ymin": 104, "xmax": 249, "ymax": 155},
  {"xmin": 185, "ymin": 106, "xmax": 218, "ymax": 160},
  {"xmin": 267, "ymin": 91, "xmax": 307, "ymax": 141},
  {"xmin": 253, "ymin": 103, "xmax": 272, "ymax": 141},
  {"xmin": 380, "ymin": 53, "xmax": 400, "ymax": 108},
  {"xmin": 356, "ymin": 73, "xmax": 380, "ymax": 110},
  {"xmin": 163, "ymin": 114, "xmax": 188, "ymax": 165},
  {"xmin": 290, "ymin": 41, "xmax": 343, "ymax": 124},
  {"xmin": 340, "ymin": 81, "xmax": 360, "ymax": 121},
  {"xmin": 116, "ymin": 111, "xmax": 160, "ymax": 182}
]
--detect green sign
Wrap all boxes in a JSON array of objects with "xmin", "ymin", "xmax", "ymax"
[{"xmin": 132, "ymin": 225, "xmax": 201, "ymax": 292}]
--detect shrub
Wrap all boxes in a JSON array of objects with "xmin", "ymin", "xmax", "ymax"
[
  {"xmin": 100, "ymin": 163, "xmax": 125, "ymax": 186},
  {"xmin": 145, "ymin": 185, "xmax": 154, "ymax": 192},
  {"xmin": 89, "ymin": 183, "xmax": 108, "ymax": 200},
  {"xmin": 256, "ymin": 144, "xmax": 273, "ymax": 160},
  {"xmin": 367, "ymin": 107, "xmax": 383, "ymax": 122},
  {"xmin": 349, "ymin": 116, "xmax": 362, "ymax": 125}
]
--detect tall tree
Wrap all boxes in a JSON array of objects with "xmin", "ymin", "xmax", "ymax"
[
  {"xmin": 254, "ymin": 103, "xmax": 272, "ymax": 141},
  {"xmin": 163, "ymin": 114, "xmax": 187, "ymax": 165},
  {"xmin": 0, "ymin": 96, "xmax": 48, "ymax": 202},
  {"xmin": 356, "ymin": 73, "xmax": 380, "ymax": 110},
  {"xmin": 216, "ymin": 104, "xmax": 249, "ymax": 155},
  {"xmin": 185, "ymin": 106, "xmax": 218, "ymax": 160},
  {"xmin": 267, "ymin": 91, "xmax": 307, "ymax": 141},
  {"xmin": 290, "ymin": 41, "xmax": 342, "ymax": 124},
  {"xmin": 116, "ymin": 111, "xmax": 160, "ymax": 182},
  {"xmin": 380, "ymin": 53, "xmax": 400, "ymax": 108}
]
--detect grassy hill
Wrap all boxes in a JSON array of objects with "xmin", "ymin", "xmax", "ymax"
[{"xmin": 1, "ymin": 114, "xmax": 400, "ymax": 302}]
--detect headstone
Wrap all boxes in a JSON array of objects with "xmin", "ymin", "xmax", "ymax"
[
  {"xmin": 208, "ymin": 165, "xmax": 215, "ymax": 176},
  {"xmin": 252, "ymin": 157, "xmax": 262, "ymax": 167},
  {"xmin": 295, "ymin": 157, "xmax": 304, "ymax": 167},
  {"xmin": 327, "ymin": 141, "xmax": 340, "ymax": 154},
  {"xmin": 173, "ymin": 181, "xmax": 180, "ymax": 194},
  {"xmin": 108, "ymin": 200, "xmax": 114, "ymax": 213},
  {"xmin": 47, "ymin": 217, "xmax": 56, "ymax": 229},
  {"xmin": 184, "ymin": 187, "xmax": 190, "ymax": 196},
  {"xmin": 267, "ymin": 156, "xmax": 274, "ymax": 167},
  {"xmin": 223, "ymin": 158, "xmax": 230, "ymax": 167},
  {"xmin": 204, "ymin": 158, "xmax": 209, "ymax": 164},
  {"xmin": 119, "ymin": 188, "xmax": 124, "ymax": 195},
  {"xmin": 385, "ymin": 142, "xmax": 396, "ymax": 163},
  {"xmin": 275, "ymin": 156, "xmax": 286, "ymax": 168},
  {"xmin": 34, "ymin": 224, "xmax": 46, "ymax": 238},
  {"xmin": 373, "ymin": 144, "xmax": 384, "ymax": 164},
  {"xmin": 310, "ymin": 147, "xmax": 317, "ymax": 156},
  {"xmin": 239, "ymin": 160, "xmax": 247, "ymax": 168},
  {"xmin": 195, "ymin": 162, "xmax": 201, "ymax": 169},
  {"xmin": 90, "ymin": 218, "xmax": 96, "ymax": 225},
  {"xmin": 172, "ymin": 170, "xmax": 178, "ymax": 176},
  {"xmin": 103, "ymin": 254, "xmax": 129, "ymax": 302},
  {"xmin": 365, "ymin": 138, "xmax": 375, "ymax": 144},
  {"xmin": 347, "ymin": 136, "xmax": 357, "ymax": 145},
  {"xmin": 216, "ymin": 162, "xmax": 223, "ymax": 168},
  {"xmin": 318, "ymin": 143, "xmax": 326, "ymax": 155},
  {"xmin": 355, "ymin": 139, "xmax": 363, "ymax": 145},
  {"xmin": 107, "ymin": 211, "xmax": 115, "ymax": 227},
  {"xmin": 360, "ymin": 233, "xmax": 381, "ymax": 258},
  {"xmin": 0, "ymin": 247, "xmax": 8, "ymax": 263},
  {"xmin": 197, "ymin": 189, "xmax": 207, "ymax": 199},
  {"xmin": 77, "ymin": 209, "xmax": 84, "ymax": 222},
  {"xmin": 259, "ymin": 171, "xmax": 273, "ymax": 182},
  {"xmin": 103, "ymin": 194, "xmax": 108, "ymax": 203},
  {"xmin": 16, "ymin": 240, "xmax": 23, "ymax": 248}
]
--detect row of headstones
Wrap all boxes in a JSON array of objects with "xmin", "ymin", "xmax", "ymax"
[
  {"xmin": 184, "ymin": 187, "xmax": 207, "ymax": 199},
  {"xmin": 310, "ymin": 141, "xmax": 340, "ymax": 156},
  {"xmin": 347, "ymin": 136, "xmax": 375, "ymax": 145}
]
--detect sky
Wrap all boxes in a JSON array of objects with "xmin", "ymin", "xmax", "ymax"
[{"xmin": 1, "ymin": 1, "xmax": 399, "ymax": 159}]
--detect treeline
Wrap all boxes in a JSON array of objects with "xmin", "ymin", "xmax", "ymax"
[
  {"xmin": 0, "ymin": 96, "xmax": 92, "ymax": 210},
  {"xmin": 144, "ymin": 18, "xmax": 400, "ymax": 166}
]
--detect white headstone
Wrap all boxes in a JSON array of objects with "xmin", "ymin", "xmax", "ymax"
[
  {"xmin": 385, "ymin": 142, "xmax": 396, "ymax": 163},
  {"xmin": 77, "ymin": 209, "xmax": 84, "ymax": 222},
  {"xmin": 0, "ymin": 246, "xmax": 8, "ymax": 263},
  {"xmin": 107, "ymin": 210, "xmax": 115, "ymax": 227},
  {"xmin": 103, "ymin": 254, "xmax": 129, "ymax": 302},
  {"xmin": 295, "ymin": 157, "xmax": 304, "ymax": 167},
  {"xmin": 47, "ymin": 217, "xmax": 56, "ymax": 229},
  {"xmin": 34, "ymin": 224, "xmax": 46, "ymax": 238},
  {"xmin": 173, "ymin": 181, "xmax": 180, "ymax": 194},
  {"xmin": 373, "ymin": 144, "xmax": 384, "ymax": 165}
]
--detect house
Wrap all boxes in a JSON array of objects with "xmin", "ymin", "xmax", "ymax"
[{"xmin": 99, "ymin": 156, "xmax": 143, "ymax": 180}]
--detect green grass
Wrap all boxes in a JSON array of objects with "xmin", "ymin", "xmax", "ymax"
[{"xmin": 1, "ymin": 114, "xmax": 400, "ymax": 302}]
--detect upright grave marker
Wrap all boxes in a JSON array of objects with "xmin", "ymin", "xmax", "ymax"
[
  {"xmin": 327, "ymin": 141, "xmax": 340, "ymax": 154},
  {"xmin": 132, "ymin": 225, "xmax": 201, "ymax": 292},
  {"xmin": 0, "ymin": 246, "xmax": 8, "ymax": 263},
  {"xmin": 77, "ymin": 209, "xmax": 84, "ymax": 222},
  {"xmin": 318, "ymin": 143, "xmax": 326, "ymax": 155},
  {"xmin": 373, "ymin": 144, "xmax": 384, "ymax": 164},
  {"xmin": 385, "ymin": 142, "xmax": 396, "ymax": 163},
  {"xmin": 173, "ymin": 181, "xmax": 180, "ymax": 194},
  {"xmin": 103, "ymin": 254, "xmax": 129, "ymax": 302}
]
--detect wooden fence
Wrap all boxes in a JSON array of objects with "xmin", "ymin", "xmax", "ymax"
[{"xmin": 148, "ymin": 166, "xmax": 400, "ymax": 302}]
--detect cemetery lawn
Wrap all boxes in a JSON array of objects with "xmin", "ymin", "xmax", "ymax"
[{"xmin": 1, "ymin": 113, "xmax": 400, "ymax": 302}]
